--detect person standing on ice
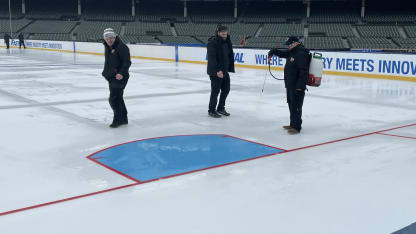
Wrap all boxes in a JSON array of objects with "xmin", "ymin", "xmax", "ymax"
[
  {"xmin": 4, "ymin": 33, "xmax": 11, "ymax": 49},
  {"xmin": 102, "ymin": 28, "xmax": 131, "ymax": 128},
  {"xmin": 206, "ymin": 25, "xmax": 235, "ymax": 118},
  {"xmin": 268, "ymin": 36, "xmax": 309, "ymax": 135},
  {"xmin": 18, "ymin": 33, "xmax": 26, "ymax": 49}
]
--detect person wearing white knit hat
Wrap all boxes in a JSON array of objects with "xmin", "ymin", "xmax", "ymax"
[
  {"xmin": 102, "ymin": 28, "xmax": 132, "ymax": 128},
  {"xmin": 103, "ymin": 28, "xmax": 116, "ymax": 39}
]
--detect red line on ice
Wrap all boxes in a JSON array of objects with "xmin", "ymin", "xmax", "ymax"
[
  {"xmin": 2, "ymin": 125, "xmax": 415, "ymax": 217},
  {"xmin": 376, "ymin": 132, "xmax": 416, "ymax": 140}
]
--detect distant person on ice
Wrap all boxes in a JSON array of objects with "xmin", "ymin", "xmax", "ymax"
[
  {"xmin": 206, "ymin": 25, "xmax": 235, "ymax": 118},
  {"xmin": 101, "ymin": 28, "xmax": 131, "ymax": 128},
  {"xmin": 18, "ymin": 33, "xmax": 26, "ymax": 49},
  {"xmin": 4, "ymin": 33, "xmax": 11, "ymax": 49},
  {"xmin": 268, "ymin": 36, "xmax": 310, "ymax": 135}
]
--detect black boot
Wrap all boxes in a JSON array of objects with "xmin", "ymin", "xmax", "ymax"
[
  {"xmin": 208, "ymin": 111, "xmax": 221, "ymax": 118},
  {"xmin": 287, "ymin": 128, "xmax": 300, "ymax": 135},
  {"xmin": 109, "ymin": 122, "xmax": 122, "ymax": 128},
  {"xmin": 217, "ymin": 109, "xmax": 230, "ymax": 116},
  {"xmin": 121, "ymin": 118, "xmax": 128, "ymax": 125},
  {"xmin": 283, "ymin": 125, "xmax": 293, "ymax": 130}
]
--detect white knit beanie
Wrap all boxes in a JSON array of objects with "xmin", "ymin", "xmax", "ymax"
[{"xmin": 103, "ymin": 28, "xmax": 116, "ymax": 39}]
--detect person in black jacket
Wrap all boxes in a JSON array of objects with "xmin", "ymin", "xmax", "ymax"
[
  {"xmin": 206, "ymin": 25, "xmax": 235, "ymax": 118},
  {"xmin": 18, "ymin": 33, "xmax": 25, "ymax": 49},
  {"xmin": 4, "ymin": 33, "xmax": 11, "ymax": 49},
  {"xmin": 102, "ymin": 28, "xmax": 132, "ymax": 128},
  {"xmin": 268, "ymin": 36, "xmax": 310, "ymax": 134}
]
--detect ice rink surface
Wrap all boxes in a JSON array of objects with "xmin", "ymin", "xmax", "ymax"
[{"xmin": 0, "ymin": 48, "xmax": 415, "ymax": 234}]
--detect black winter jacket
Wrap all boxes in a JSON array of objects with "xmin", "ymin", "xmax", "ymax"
[
  {"xmin": 207, "ymin": 35, "xmax": 235, "ymax": 76},
  {"xmin": 270, "ymin": 44, "xmax": 310, "ymax": 90},
  {"xmin": 102, "ymin": 37, "xmax": 131, "ymax": 83}
]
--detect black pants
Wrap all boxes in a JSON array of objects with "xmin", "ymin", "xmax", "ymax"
[
  {"xmin": 287, "ymin": 89, "xmax": 305, "ymax": 131},
  {"xmin": 209, "ymin": 73, "xmax": 230, "ymax": 112},
  {"xmin": 19, "ymin": 41, "xmax": 25, "ymax": 48},
  {"xmin": 5, "ymin": 41, "xmax": 9, "ymax": 49},
  {"xmin": 109, "ymin": 83, "xmax": 128, "ymax": 124}
]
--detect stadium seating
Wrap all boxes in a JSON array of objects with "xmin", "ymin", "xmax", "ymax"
[
  {"xmin": 21, "ymin": 20, "xmax": 76, "ymax": 34},
  {"xmin": 404, "ymin": 26, "xmax": 416, "ymax": 38},
  {"xmin": 303, "ymin": 37, "xmax": 346, "ymax": 49},
  {"xmin": 119, "ymin": 35, "xmax": 138, "ymax": 44},
  {"xmin": 348, "ymin": 38, "xmax": 398, "ymax": 49},
  {"xmin": 308, "ymin": 2, "xmax": 360, "ymax": 23},
  {"xmin": 363, "ymin": 14, "xmax": 415, "ymax": 23},
  {"xmin": 25, "ymin": 12, "xmax": 73, "ymax": 20},
  {"xmin": 30, "ymin": 33, "xmax": 73, "ymax": 41},
  {"xmin": 356, "ymin": 26, "xmax": 401, "ymax": 38},
  {"xmin": 260, "ymin": 24, "xmax": 303, "ymax": 37},
  {"xmin": 244, "ymin": 36, "xmax": 286, "ymax": 49},
  {"xmin": 119, "ymin": 35, "xmax": 159, "ymax": 44},
  {"xmin": 137, "ymin": 35, "xmax": 159, "ymax": 43},
  {"xmin": 76, "ymin": 21, "xmax": 122, "ymax": 36},
  {"xmin": 175, "ymin": 22, "xmax": 259, "ymax": 38},
  {"xmin": 157, "ymin": 36, "xmax": 200, "ymax": 45},
  {"xmin": 393, "ymin": 38, "xmax": 416, "ymax": 49},
  {"xmin": 75, "ymin": 21, "xmax": 122, "ymax": 42},
  {"xmin": 1, "ymin": 0, "xmax": 415, "ymax": 50},
  {"xmin": 0, "ymin": 19, "xmax": 31, "ymax": 34},
  {"xmin": 174, "ymin": 22, "xmax": 258, "ymax": 45},
  {"xmin": 125, "ymin": 22, "xmax": 172, "ymax": 36},
  {"xmin": 84, "ymin": 14, "xmax": 134, "ymax": 22},
  {"xmin": 308, "ymin": 24, "xmax": 355, "ymax": 37},
  {"xmin": 308, "ymin": 15, "xmax": 359, "ymax": 24},
  {"xmin": 196, "ymin": 35, "xmax": 243, "ymax": 46}
]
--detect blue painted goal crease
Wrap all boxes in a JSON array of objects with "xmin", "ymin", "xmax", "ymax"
[
  {"xmin": 87, "ymin": 134, "xmax": 285, "ymax": 182},
  {"xmin": 391, "ymin": 222, "xmax": 416, "ymax": 234}
]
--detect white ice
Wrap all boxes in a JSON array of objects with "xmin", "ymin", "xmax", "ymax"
[{"xmin": 0, "ymin": 48, "xmax": 415, "ymax": 234}]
